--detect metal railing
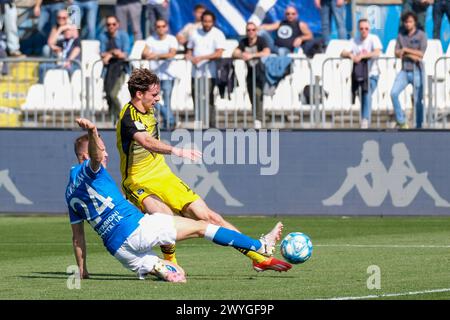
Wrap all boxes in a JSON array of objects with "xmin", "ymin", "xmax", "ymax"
[
  {"xmin": 430, "ymin": 56, "xmax": 450, "ymax": 128},
  {"xmin": 0, "ymin": 57, "xmax": 83, "ymax": 128},
  {"xmin": 2, "ymin": 55, "xmax": 450, "ymax": 129}
]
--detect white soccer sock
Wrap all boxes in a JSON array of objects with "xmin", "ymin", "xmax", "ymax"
[{"xmin": 204, "ymin": 224, "xmax": 220, "ymax": 241}]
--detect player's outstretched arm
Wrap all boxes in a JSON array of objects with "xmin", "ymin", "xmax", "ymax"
[
  {"xmin": 133, "ymin": 132, "xmax": 202, "ymax": 161},
  {"xmin": 76, "ymin": 118, "xmax": 105, "ymax": 172},
  {"xmin": 71, "ymin": 222, "xmax": 89, "ymax": 279}
]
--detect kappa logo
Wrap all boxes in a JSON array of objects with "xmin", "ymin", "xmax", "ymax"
[
  {"xmin": 0, "ymin": 169, "xmax": 33, "ymax": 205},
  {"xmin": 136, "ymin": 189, "xmax": 145, "ymax": 196},
  {"xmin": 322, "ymin": 140, "xmax": 450, "ymax": 207}
]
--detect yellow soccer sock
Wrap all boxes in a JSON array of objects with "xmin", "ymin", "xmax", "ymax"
[
  {"xmin": 235, "ymin": 248, "xmax": 267, "ymax": 264},
  {"xmin": 161, "ymin": 244, "xmax": 177, "ymax": 265}
]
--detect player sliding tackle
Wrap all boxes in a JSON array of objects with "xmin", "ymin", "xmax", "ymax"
[{"xmin": 66, "ymin": 118, "xmax": 289, "ymax": 282}]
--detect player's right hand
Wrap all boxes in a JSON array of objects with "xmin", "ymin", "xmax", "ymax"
[{"xmin": 76, "ymin": 118, "xmax": 97, "ymax": 131}]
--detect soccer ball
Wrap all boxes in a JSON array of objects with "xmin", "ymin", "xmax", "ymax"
[{"xmin": 280, "ymin": 232, "xmax": 313, "ymax": 264}]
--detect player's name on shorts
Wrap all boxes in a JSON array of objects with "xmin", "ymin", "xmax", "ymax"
[{"xmin": 168, "ymin": 129, "xmax": 279, "ymax": 175}]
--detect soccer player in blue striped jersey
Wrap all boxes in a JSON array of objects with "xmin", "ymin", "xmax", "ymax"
[{"xmin": 66, "ymin": 118, "xmax": 290, "ymax": 282}]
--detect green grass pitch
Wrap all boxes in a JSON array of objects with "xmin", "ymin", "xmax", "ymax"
[{"xmin": 0, "ymin": 215, "xmax": 449, "ymax": 300}]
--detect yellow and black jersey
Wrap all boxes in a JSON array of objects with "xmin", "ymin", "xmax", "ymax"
[
  {"xmin": 116, "ymin": 102, "xmax": 199, "ymax": 212},
  {"xmin": 116, "ymin": 102, "xmax": 166, "ymax": 182}
]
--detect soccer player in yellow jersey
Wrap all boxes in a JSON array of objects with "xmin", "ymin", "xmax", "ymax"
[{"xmin": 116, "ymin": 68, "xmax": 291, "ymax": 272}]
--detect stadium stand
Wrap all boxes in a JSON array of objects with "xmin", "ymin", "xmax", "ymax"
[{"xmin": 2, "ymin": 1, "xmax": 450, "ymax": 129}]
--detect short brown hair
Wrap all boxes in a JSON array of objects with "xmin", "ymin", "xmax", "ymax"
[
  {"xmin": 128, "ymin": 68, "xmax": 160, "ymax": 98},
  {"xmin": 358, "ymin": 18, "xmax": 369, "ymax": 26},
  {"xmin": 74, "ymin": 134, "xmax": 89, "ymax": 159},
  {"xmin": 401, "ymin": 11, "xmax": 417, "ymax": 24}
]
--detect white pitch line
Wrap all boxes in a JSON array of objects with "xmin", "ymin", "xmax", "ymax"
[
  {"xmin": 0, "ymin": 243, "xmax": 450, "ymax": 248},
  {"xmin": 322, "ymin": 288, "xmax": 450, "ymax": 300},
  {"xmin": 316, "ymin": 244, "xmax": 450, "ymax": 248}
]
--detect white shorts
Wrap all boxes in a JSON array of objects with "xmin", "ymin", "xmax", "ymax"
[{"xmin": 114, "ymin": 213, "xmax": 177, "ymax": 277}]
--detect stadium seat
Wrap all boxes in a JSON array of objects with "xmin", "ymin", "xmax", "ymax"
[
  {"xmin": 81, "ymin": 40, "xmax": 101, "ymax": 77},
  {"xmin": 117, "ymin": 74, "xmax": 131, "ymax": 107},
  {"xmin": 222, "ymin": 39, "xmax": 239, "ymax": 58},
  {"xmin": 310, "ymin": 53, "xmax": 328, "ymax": 77},
  {"xmin": 128, "ymin": 40, "xmax": 148, "ymax": 69},
  {"xmin": 424, "ymin": 40, "xmax": 444, "ymax": 77},
  {"xmin": 21, "ymin": 84, "xmax": 45, "ymax": 111},
  {"xmin": 71, "ymin": 69, "xmax": 83, "ymax": 111},
  {"xmin": 43, "ymin": 69, "xmax": 73, "ymax": 111},
  {"xmin": 171, "ymin": 59, "xmax": 193, "ymax": 112},
  {"xmin": 325, "ymin": 39, "xmax": 351, "ymax": 57},
  {"xmin": 384, "ymin": 39, "xmax": 396, "ymax": 57}
]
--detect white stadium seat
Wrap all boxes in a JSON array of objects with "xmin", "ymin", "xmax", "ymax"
[
  {"xmin": 385, "ymin": 39, "xmax": 396, "ymax": 57},
  {"xmin": 21, "ymin": 84, "xmax": 45, "ymax": 111},
  {"xmin": 43, "ymin": 69, "xmax": 73, "ymax": 110},
  {"xmin": 222, "ymin": 39, "xmax": 239, "ymax": 58},
  {"xmin": 128, "ymin": 40, "xmax": 148, "ymax": 69},
  {"xmin": 71, "ymin": 69, "xmax": 83, "ymax": 111},
  {"xmin": 325, "ymin": 39, "xmax": 351, "ymax": 57},
  {"xmin": 81, "ymin": 40, "xmax": 101, "ymax": 78}
]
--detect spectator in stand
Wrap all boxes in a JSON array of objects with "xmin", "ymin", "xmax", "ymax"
[
  {"xmin": 0, "ymin": 0, "xmax": 24, "ymax": 57},
  {"xmin": 232, "ymin": 21, "xmax": 270, "ymax": 129},
  {"xmin": 314, "ymin": 0, "xmax": 347, "ymax": 45},
  {"xmin": 341, "ymin": 19, "xmax": 382, "ymax": 129},
  {"xmin": 146, "ymin": 0, "xmax": 169, "ymax": 37},
  {"xmin": 34, "ymin": 0, "xmax": 66, "ymax": 39},
  {"xmin": 142, "ymin": 19, "xmax": 177, "ymax": 130},
  {"xmin": 432, "ymin": 0, "xmax": 450, "ymax": 39},
  {"xmin": 99, "ymin": 15, "xmax": 130, "ymax": 122},
  {"xmin": 185, "ymin": 10, "xmax": 225, "ymax": 128},
  {"xmin": 115, "ymin": 0, "xmax": 142, "ymax": 41},
  {"xmin": 176, "ymin": 3, "xmax": 205, "ymax": 47},
  {"xmin": 0, "ymin": 30, "xmax": 9, "ymax": 74},
  {"xmin": 38, "ymin": 24, "xmax": 80, "ymax": 83},
  {"xmin": 401, "ymin": 0, "xmax": 434, "ymax": 31},
  {"xmin": 390, "ymin": 11, "xmax": 427, "ymax": 129},
  {"xmin": 73, "ymin": 0, "xmax": 99, "ymax": 40},
  {"xmin": 44, "ymin": 9, "xmax": 79, "ymax": 57},
  {"xmin": 259, "ymin": 6, "xmax": 316, "ymax": 57}
]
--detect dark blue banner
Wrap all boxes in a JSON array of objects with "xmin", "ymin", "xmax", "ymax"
[{"xmin": 1, "ymin": 129, "xmax": 450, "ymax": 216}]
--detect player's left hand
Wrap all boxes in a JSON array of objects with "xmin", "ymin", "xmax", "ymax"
[{"xmin": 172, "ymin": 147, "xmax": 202, "ymax": 162}]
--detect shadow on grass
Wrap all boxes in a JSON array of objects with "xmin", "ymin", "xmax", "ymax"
[
  {"xmin": 19, "ymin": 272, "xmax": 137, "ymax": 281},
  {"xmin": 19, "ymin": 272, "xmax": 295, "ymax": 282},
  {"xmin": 186, "ymin": 274, "xmax": 295, "ymax": 280}
]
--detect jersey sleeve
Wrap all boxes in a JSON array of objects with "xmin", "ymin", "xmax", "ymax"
[
  {"xmin": 373, "ymin": 35, "xmax": 383, "ymax": 51},
  {"xmin": 69, "ymin": 207, "xmax": 83, "ymax": 224},
  {"xmin": 120, "ymin": 107, "xmax": 146, "ymax": 142},
  {"xmin": 257, "ymin": 37, "xmax": 269, "ymax": 51},
  {"xmin": 169, "ymin": 35, "xmax": 178, "ymax": 50},
  {"xmin": 214, "ymin": 30, "xmax": 227, "ymax": 50},
  {"xmin": 238, "ymin": 38, "xmax": 246, "ymax": 52},
  {"xmin": 186, "ymin": 31, "xmax": 195, "ymax": 50}
]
